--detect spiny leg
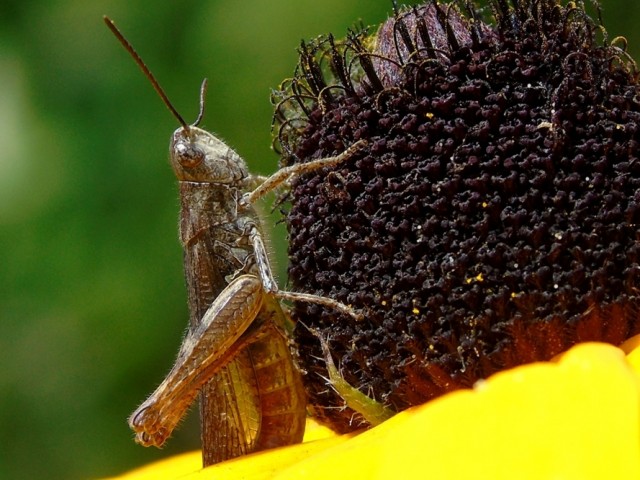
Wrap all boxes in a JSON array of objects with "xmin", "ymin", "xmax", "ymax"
[
  {"xmin": 312, "ymin": 329, "xmax": 395, "ymax": 427},
  {"xmin": 247, "ymin": 222, "xmax": 363, "ymax": 321},
  {"xmin": 275, "ymin": 290, "xmax": 363, "ymax": 321},
  {"xmin": 243, "ymin": 139, "xmax": 367, "ymax": 204},
  {"xmin": 129, "ymin": 274, "xmax": 267, "ymax": 447}
]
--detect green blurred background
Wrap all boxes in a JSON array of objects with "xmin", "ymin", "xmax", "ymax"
[{"xmin": 1, "ymin": 1, "xmax": 639, "ymax": 479}]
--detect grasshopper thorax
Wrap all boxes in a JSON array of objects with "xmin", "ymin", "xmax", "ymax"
[{"xmin": 170, "ymin": 126, "xmax": 249, "ymax": 184}]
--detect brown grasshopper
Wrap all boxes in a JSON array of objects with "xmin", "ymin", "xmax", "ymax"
[{"xmin": 104, "ymin": 17, "xmax": 365, "ymax": 466}]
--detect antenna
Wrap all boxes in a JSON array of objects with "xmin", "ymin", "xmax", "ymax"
[
  {"xmin": 193, "ymin": 78, "xmax": 208, "ymax": 127},
  {"xmin": 103, "ymin": 16, "xmax": 189, "ymax": 130}
]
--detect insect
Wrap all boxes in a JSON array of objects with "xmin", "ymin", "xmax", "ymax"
[{"xmin": 103, "ymin": 17, "xmax": 366, "ymax": 466}]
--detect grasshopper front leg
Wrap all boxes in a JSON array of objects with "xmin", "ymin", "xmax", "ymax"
[
  {"xmin": 243, "ymin": 140, "xmax": 367, "ymax": 205},
  {"xmin": 129, "ymin": 275, "xmax": 267, "ymax": 447}
]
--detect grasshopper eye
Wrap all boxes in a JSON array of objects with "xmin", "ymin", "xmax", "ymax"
[{"xmin": 174, "ymin": 141, "xmax": 205, "ymax": 169}]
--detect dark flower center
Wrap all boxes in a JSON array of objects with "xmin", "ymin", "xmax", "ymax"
[{"xmin": 273, "ymin": 0, "xmax": 640, "ymax": 431}]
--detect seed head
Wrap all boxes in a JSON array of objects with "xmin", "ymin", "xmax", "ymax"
[{"xmin": 273, "ymin": 0, "xmax": 640, "ymax": 431}]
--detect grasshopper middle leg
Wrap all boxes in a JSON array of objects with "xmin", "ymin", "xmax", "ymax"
[{"xmin": 312, "ymin": 330, "xmax": 395, "ymax": 427}]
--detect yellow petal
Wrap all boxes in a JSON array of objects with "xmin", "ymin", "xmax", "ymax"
[
  {"xmin": 103, "ymin": 419, "xmax": 348, "ymax": 480},
  {"xmin": 621, "ymin": 335, "xmax": 640, "ymax": 372},
  {"xmin": 180, "ymin": 433, "xmax": 353, "ymax": 480},
  {"xmin": 276, "ymin": 341, "xmax": 640, "ymax": 479},
  {"xmin": 105, "ymin": 339, "xmax": 640, "ymax": 480},
  {"xmin": 107, "ymin": 450, "xmax": 201, "ymax": 480}
]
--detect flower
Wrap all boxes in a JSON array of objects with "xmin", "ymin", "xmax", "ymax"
[
  {"xmin": 272, "ymin": 0, "xmax": 640, "ymax": 431},
  {"xmin": 105, "ymin": 338, "xmax": 640, "ymax": 479}
]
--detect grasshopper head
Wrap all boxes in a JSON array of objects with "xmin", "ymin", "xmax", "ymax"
[
  {"xmin": 170, "ymin": 125, "xmax": 249, "ymax": 184},
  {"xmin": 103, "ymin": 18, "xmax": 248, "ymax": 186}
]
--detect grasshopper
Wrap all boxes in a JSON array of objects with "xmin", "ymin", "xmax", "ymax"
[{"xmin": 104, "ymin": 17, "xmax": 365, "ymax": 466}]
